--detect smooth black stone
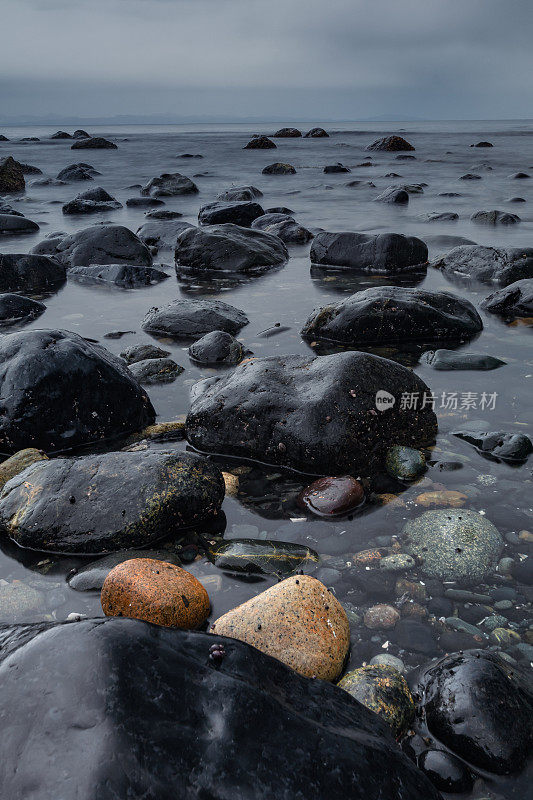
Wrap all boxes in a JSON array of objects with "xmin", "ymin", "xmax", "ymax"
[
  {"xmin": 305, "ymin": 127, "xmax": 329, "ymax": 137},
  {"xmin": 433, "ymin": 245, "xmax": 533, "ymax": 286},
  {"xmin": 366, "ymin": 136, "xmax": 415, "ymax": 151},
  {"xmin": 142, "ymin": 298, "xmax": 249, "ymax": 339},
  {"xmin": 481, "ymin": 279, "xmax": 533, "ymax": 317},
  {"xmin": 71, "ymin": 137, "xmax": 117, "ymax": 150},
  {"xmin": 136, "ymin": 220, "xmax": 193, "ymax": 249},
  {"xmin": 186, "ymin": 351, "xmax": 437, "ymax": 475},
  {"xmin": 0, "ymin": 293, "xmax": 45, "ymax": 324},
  {"xmin": 415, "ymin": 650, "xmax": 533, "ymax": 774},
  {"xmin": 73, "ymin": 130, "xmax": 90, "ymax": 139},
  {"xmin": 141, "ymin": 172, "xmax": 198, "ymax": 197},
  {"xmin": 324, "ymin": 164, "xmax": 351, "ymax": 173},
  {"xmin": 273, "ymin": 127, "xmax": 302, "ymax": 137},
  {"xmin": 69, "ymin": 264, "xmax": 169, "ymax": 287},
  {"xmin": 62, "ymin": 187, "xmax": 122, "ymax": 215},
  {"xmin": 0, "ymin": 328, "xmax": 154, "ymax": 453},
  {"xmin": 428, "ymin": 597, "xmax": 454, "ymax": 617},
  {"xmin": 453, "ymin": 424, "xmax": 533, "ymax": 462},
  {"xmin": 56, "ymin": 163, "xmax": 100, "ymax": 181},
  {"xmin": 145, "ymin": 209, "xmax": 183, "ymax": 219},
  {"xmin": 51, "ymin": 131, "xmax": 72, "ymax": 139},
  {"xmin": 217, "ymin": 185, "xmax": 263, "ymax": 202},
  {"xmin": 374, "ymin": 187, "xmax": 409, "ymax": 204},
  {"xmin": 174, "ymin": 223, "xmax": 288, "ymax": 274},
  {"xmin": 0, "ymin": 618, "xmax": 440, "ymax": 800},
  {"xmin": 126, "ymin": 197, "xmax": 165, "ymax": 208},
  {"xmin": 418, "ymin": 749, "xmax": 473, "ymax": 793},
  {"xmin": 0, "ymin": 253, "xmax": 66, "ymax": 292},
  {"xmin": 128, "ymin": 357, "xmax": 183, "ymax": 384},
  {"xmin": 251, "ymin": 213, "xmax": 313, "ymax": 244},
  {"xmin": 120, "ymin": 343, "xmax": 170, "ymax": 364},
  {"xmin": 188, "ymin": 330, "xmax": 244, "ymax": 365},
  {"xmin": 422, "ymin": 349, "xmax": 505, "ymax": 370},
  {"xmin": 471, "ymin": 209, "xmax": 520, "ymax": 226},
  {"xmin": 243, "ymin": 135, "xmax": 276, "ymax": 149},
  {"xmin": 262, "ymin": 163, "xmax": 296, "ymax": 175},
  {"xmin": 31, "ymin": 224, "xmax": 153, "ymax": 268},
  {"xmin": 0, "ymin": 213, "xmax": 39, "ymax": 235},
  {"xmin": 302, "ymin": 286, "xmax": 482, "ymax": 345},
  {"xmin": 310, "ymin": 231, "xmax": 428, "ymax": 273},
  {"xmin": 198, "ymin": 201, "xmax": 265, "ymax": 227}
]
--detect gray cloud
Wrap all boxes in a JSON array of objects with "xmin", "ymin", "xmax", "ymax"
[{"xmin": 1, "ymin": 0, "xmax": 532, "ymax": 120}]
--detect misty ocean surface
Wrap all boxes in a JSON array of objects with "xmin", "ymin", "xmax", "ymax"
[{"xmin": 0, "ymin": 120, "xmax": 532, "ymax": 799}]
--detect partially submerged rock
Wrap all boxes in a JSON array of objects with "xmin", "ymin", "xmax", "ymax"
[
  {"xmin": 0, "ymin": 156, "xmax": 25, "ymax": 193},
  {"xmin": 211, "ymin": 575, "xmax": 349, "ymax": 680},
  {"xmin": 198, "ymin": 200, "xmax": 265, "ymax": 227},
  {"xmin": 136, "ymin": 220, "xmax": 193, "ymax": 250},
  {"xmin": 69, "ymin": 263, "xmax": 168, "ymax": 287},
  {"xmin": 68, "ymin": 548, "xmax": 182, "ymax": 591},
  {"xmin": 186, "ymin": 351, "xmax": 437, "ymax": 475},
  {"xmin": 71, "ymin": 137, "xmax": 117, "ymax": 150},
  {"xmin": 297, "ymin": 475, "xmax": 364, "ymax": 517},
  {"xmin": 175, "ymin": 223, "xmax": 288, "ymax": 274},
  {"xmin": 374, "ymin": 186, "xmax": 409, "ymax": 204},
  {"xmin": 0, "ymin": 328, "xmax": 155, "ymax": 453},
  {"xmin": 217, "ymin": 185, "xmax": 263, "ymax": 202},
  {"xmin": 56, "ymin": 162, "xmax": 100, "ymax": 181},
  {"xmin": 301, "ymin": 287, "xmax": 482, "ymax": 345},
  {"xmin": 0, "ymin": 450, "xmax": 224, "ymax": 553},
  {"xmin": 0, "ymin": 617, "xmax": 440, "ymax": 799},
  {"xmin": 243, "ymin": 135, "xmax": 276, "ymax": 149},
  {"xmin": 0, "ymin": 293, "xmax": 45, "ymax": 324},
  {"xmin": 62, "ymin": 186, "xmax": 122, "ymax": 215},
  {"xmin": 471, "ymin": 209, "xmax": 520, "ymax": 225},
  {"xmin": 120, "ymin": 343, "xmax": 170, "ymax": 364},
  {"xmin": 262, "ymin": 162, "xmax": 296, "ymax": 175},
  {"xmin": 251, "ymin": 213, "xmax": 313, "ymax": 244},
  {"xmin": 31, "ymin": 224, "xmax": 153, "ymax": 268},
  {"xmin": 385, "ymin": 445, "xmax": 426, "ymax": 481},
  {"xmin": 432, "ymin": 245, "xmax": 533, "ymax": 286},
  {"xmin": 453, "ymin": 424, "xmax": 533, "ymax": 462},
  {"xmin": 188, "ymin": 330, "xmax": 245, "ymax": 364},
  {"xmin": 128, "ymin": 357, "xmax": 183, "ymax": 384},
  {"xmin": 310, "ymin": 231, "xmax": 428, "ymax": 273},
  {"xmin": 208, "ymin": 539, "xmax": 318, "ymax": 576},
  {"xmin": 422, "ymin": 349, "xmax": 506, "ymax": 370},
  {"xmin": 481, "ymin": 278, "xmax": 533, "ymax": 317},
  {"xmin": 142, "ymin": 298, "xmax": 249, "ymax": 339},
  {"xmin": 366, "ymin": 136, "xmax": 415, "ymax": 152},
  {"xmin": 0, "ymin": 253, "xmax": 66, "ymax": 292},
  {"xmin": 141, "ymin": 172, "xmax": 198, "ymax": 197},
  {"xmin": 0, "ymin": 214, "xmax": 39, "ymax": 235},
  {"xmin": 273, "ymin": 127, "xmax": 302, "ymax": 137},
  {"xmin": 304, "ymin": 127, "xmax": 329, "ymax": 137}
]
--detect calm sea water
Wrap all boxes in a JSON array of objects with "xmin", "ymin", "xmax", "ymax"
[{"xmin": 0, "ymin": 120, "xmax": 532, "ymax": 795}]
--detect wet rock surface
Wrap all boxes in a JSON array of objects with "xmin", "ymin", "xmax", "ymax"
[
  {"xmin": 0, "ymin": 450, "xmax": 224, "ymax": 553},
  {"xmin": 0, "ymin": 156, "xmax": 25, "ymax": 193},
  {"xmin": 415, "ymin": 650, "xmax": 533, "ymax": 774},
  {"xmin": 243, "ymin": 135, "xmax": 276, "ymax": 149},
  {"xmin": 188, "ymin": 329, "xmax": 245, "ymax": 364},
  {"xmin": 453, "ymin": 423, "xmax": 533, "ymax": 462},
  {"xmin": 31, "ymin": 224, "xmax": 153, "ymax": 268},
  {"xmin": 69, "ymin": 263, "xmax": 168, "ymax": 287},
  {"xmin": 297, "ymin": 475, "xmax": 365, "ymax": 516},
  {"xmin": 187, "ymin": 351, "xmax": 437, "ymax": 475},
  {"xmin": 310, "ymin": 231, "xmax": 428, "ymax": 272},
  {"xmin": 471, "ymin": 209, "xmax": 520, "ymax": 225},
  {"xmin": 0, "ymin": 213, "xmax": 39, "ymax": 235},
  {"xmin": 136, "ymin": 219, "xmax": 192, "ymax": 249},
  {"xmin": 142, "ymin": 298, "xmax": 249, "ymax": 338},
  {"xmin": 0, "ymin": 617, "xmax": 440, "ymax": 800},
  {"xmin": 71, "ymin": 136, "xmax": 117, "ymax": 149},
  {"xmin": 422, "ymin": 349, "xmax": 506, "ymax": 370},
  {"xmin": 301, "ymin": 286, "xmax": 482, "ymax": 345},
  {"xmin": 62, "ymin": 186, "xmax": 122, "ymax": 215},
  {"xmin": 338, "ymin": 664, "xmax": 415, "ymax": 736},
  {"xmin": 432, "ymin": 244, "xmax": 533, "ymax": 286},
  {"xmin": 198, "ymin": 200, "xmax": 265, "ymax": 226},
  {"xmin": 251, "ymin": 213, "xmax": 313, "ymax": 243},
  {"xmin": 366, "ymin": 136, "xmax": 415, "ymax": 151},
  {"xmin": 481, "ymin": 278, "xmax": 533, "ymax": 317},
  {"xmin": 141, "ymin": 172, "xmax": 198, "ymax": 197},
  {"xmin": 175, "ymin": 223, "xmax": 288, "ymax": 273},
  {"xmin": 0, "ymin": 292, "xmax": 45, "ymax": 323},
  {"xmin": 128, "ymin": 356, "xmax": 184, "ymax": 384},
  {"xmin": 0, "ymin": 328, "xmax": 155, "ymax": 453},
  {"xmin": 56, "ymin": 162, "xmax": 100, "ymax": 181},
  {"xmin": 262, "ymin": 162, "xmax": 297, "ymax": 174}
]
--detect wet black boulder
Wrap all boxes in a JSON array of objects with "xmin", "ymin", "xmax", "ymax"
[
  {"xmin": 0, "ymin": 450, "xmax": 224, "ymax": 553},
  {"xmin": 415, "ymin": 650, "xmax": 533, "ymax": 774},
  {"xmin": 481, "ymin": 279, "xmax": 533, "ymax": 317},
  {"xmin": 374, "ymin": 186, "xmax": 409, "ymax": 204},
  {"xmin": 273, "ymin": 127, "xmax": 302, "ymax": 137},
  {"xmin": 142, "ymin": 298, "xmax": 249, "ymax": 339},
  {"xmin": 0, "ymin": 253, "xmax": 66, "ymax": 292},
  {"xmin": 141, "ymin": 172, "xmax": 198, "ymax": 197},
  {"xmin": 0, "ymin": 617, "xmax": 442, "ymax": 800},
  {"xmin": 243, "ymin": 135, "xmax": 276, "ymax": 149},
  {"xmin": 0, "ymin": 328, "xmax": 155, "ymax": 453},
  {"xmin": 198, "ymin": 200, "xmax": 265, "ymax": 227},
  {"xmin": 188, "ymin": 330, "xmax": 245, "ymax": 364},
  {"xmin": 69, "ymin": 263, "xmax": 168, "ymax": 287},
  {"xmin": 30, "ymin": 224, "xmax": 153, "ymax": 268},
  {"xmin": 452, "ymin": 422, "xmax": 533, "ymax": 462},
  {"xmin": 366, "ymin": 136, "xmax": 415, "ymax": 151},
  {"xmin": 310, "ymin": 231, "xmax": 428, "ymax": 273},
  {"xmin": 305, "ymin": 127, "xmax": 329, "ymax": 137},
  {"xmin": 175, "ymin": 223, "xmax": 288, "ymax": 274},
  {"xmin": 186, "ymin": 351, "xmax": 438, "ymax": 475},
  {"xmin": 51, "ymin": 130, "xmax": 72, "ymax": 139},
  {"xmin": 301, "ymin": 287, "xmax": 482, "ymax": 345},
  {"xmin": 62, "ymin": 186, "xmax": 122, "ymax": 215},
  {"xmin": 136, "ymin": 220, "xmax": 193, "ymax": 250},
  {"xmin": 471, "ymin": 209, "xmax": 520, "ymax": 226},
  {"xmin": 0, "ymin": 293, "xmax": 45, "ymax": 324},
  {"xmin": 56, "ymin": 162, "xmax": 100, "ymax": 181},
  {"xmin": 251, "ymin": 213, "xmax": 313, "ymax": 244},
  {"xmin": 432, "ymin": 245, "xmax": 533, "ymax": 286},
  {"xmin": 71, "ymin": 137, "xmax": 117, "ymax": 150},
  {"xmin": 0, "ymin": 213, "xmax": 39, "ymax": 235},
  {"xmin": 217, "ymin": 185, "xmax": 263, "ymax": 202}
]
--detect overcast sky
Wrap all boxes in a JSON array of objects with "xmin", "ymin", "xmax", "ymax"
[{"xmin": 1, "ymin": 0, "xmax": 532, "ymax": 121}]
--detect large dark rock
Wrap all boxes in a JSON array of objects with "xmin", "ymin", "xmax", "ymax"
[
  {"xmin": 71, "ymin": 137, "xmax": 117, "ymax": 150},
  {"xmin": 422, "ymin": 349, "xmax": 505, "ymax": 371},
  {"xmin": 142, "ymin": 298, "xmax": 249, "ymax": 339},
  {"xmin": 471, "ymin": 209, "xmax": 520, "ymax": 225},
  {"xmin": 374, "ymin": 186, "xmax": 409, "ymax": 204},
  {"xmin": 415, "ymin": 650, "xmax": 533, "ymax": 774},
  {"xmin": 30, "ymin": 224, "xmax": 153, "ymax": 268},
  {"xmin": 186, "ymin": 351, "xmax": 437, "ymax": 475},
  {"xmin": 51, "ymin": 130, "xmax": 72, "ymax": 139},
  {"xmin": 141, "ymin": 172, "xmax": 198, "ymax": 197},
  {"xmin": 324, "ymin": 164, "xmax": 350, "ymax": 174},
  {"xmin": 243, "ymin": 135, "xmax": 276, "ymax": 149},
  {"xmin": 0, "ymin": 617, "xmax": 440, "ymax": 800},
  {"xmin": 432, "ymin": 245, "xmax": 533, "ymax": 286},
  {"xmin": 452, "ymin": 422, "xmax": 533, "ymax": 463},
  {"xmin": 481, "ymin": 279, "xmax": 533, "ymax": 316},
  {"xmin": 128, "ymin": 357, "xmax": 183, "ymax": 384},
  {"xmin": 0, "ymin": 293, "xmax": 45, "ymax": 324},
  {"xmin": 273, "ymin": 127, "xmax": 302, "ymax": 137},
  {"xmin": 126, "ymin": 196, "xmax": 165, "ymax": 208},
  {"xmin": 304, "ymin": 127, "xmax": 329, "ymax": 137},
  {"xmin": 310, "ymin": 232, "xmax": 428, "ymax": 273},
  {"xmin": 217, "ymin": 185, "xmax": 263, "ymax": 202},
  {"xmin": 69, "ymin": 264, "xmax": 168, "ymax": 287},
  {"xmin": 73, "ymin": 129, "xmax": 90, "ymax": 139},
  {"xmin": 62, "ymin": 186, "xmax": 122, "ymax": 215},
  {"xmin": 301, "ymin": 287, "xmax": 482, "ymax": 345},
  {"xmin": 0, "ymin": 253, "xmax": 66, "ymax": 292},
  {"xmin": 263, "ymin": 163, "xmax": 297, "ymax": 175},
  {"xmin": 0, "ymin": 329, "xmax": 154, "ymax": 453},
  {"xmin": 366, "ymin": 136, "xmax": 415, "ymax": 152},
  {"xmin": 198, "ymin": 201, "xmax": 265, "ymax": 227},
  {"xmin": 0, "ymin": 156, "xmax": 25, "ymax": 193},
  {"xmin": 188, "ymin": 330, "xmax": 245, "ymax": 365},
  {"xmin": 175, "ymin": 223, "xmax": 288, "ymax": 274},
  {"xmin": 19, "ymin": 163, "xmax": 42, "ymax": 175},
  {"xmin": 56, "ymin": 163, "xmax": 100, "ymax": 181},
  {"xmin": 136, "ymin": 220, "xmax": 193, "ymax": 249},
  {"xmin": 0, "ymin": 213, "xmax": 39, "ymax": 235},
  {"xmin": 251, "ymin": 213, "xmax": 313, "ymax": 244},
  {"xmin": 0, "ymin": 451, "xmax": 224, "ymax": 553}
]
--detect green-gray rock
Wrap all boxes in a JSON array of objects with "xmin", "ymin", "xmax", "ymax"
[
  {"xmin": 403, "ymin": 509, "xmax": 503, "ymax": 582},
  {"xmin": 0, "ymin": 450, "xmax": 225, "ymax": 554},
  {"xmin": 208, "ymin": 539, "xmax": 318, "ymax": 576},
  {"xmin": 385, "ymin": 446, "xmax": 426, "ymax": 481},
  {"xmin": 337, "ymin": 664, "xmax": 415, "ymax": 736},
  {"xmin": 0, "ymin": 448, "xmax": 48, "ymax": 491},
  {"xmin": 422, "ymin": 349, "xmax": 506, "ymax": 371}
]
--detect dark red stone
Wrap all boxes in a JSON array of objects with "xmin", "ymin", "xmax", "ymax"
[{"xmin": 298, "ymin": 475, "xmax": 364, "ymax": 517}]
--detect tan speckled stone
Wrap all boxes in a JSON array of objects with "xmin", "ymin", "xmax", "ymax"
[
  {"xmin": 101, "ymin": 558, "xmax": 210, "ymax": 629},
  {"xmin": 210, "ymin": 575, "xmax": 349, "ymax": 680}
]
